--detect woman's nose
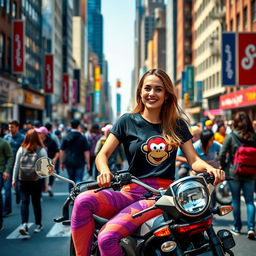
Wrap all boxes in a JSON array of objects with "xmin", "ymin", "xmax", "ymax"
[{"xmin": 149, "ymin": 89, "xmax": 155, "ymax": 95}]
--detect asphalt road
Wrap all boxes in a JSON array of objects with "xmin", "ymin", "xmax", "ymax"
[{"xmin": 0, "ymin": 172, "xmax": 255, "ymax": 256}]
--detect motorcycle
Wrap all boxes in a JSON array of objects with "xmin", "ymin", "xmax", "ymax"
[{"xmin": 35, "ymin": 157, "xmax": 236, "ymax": 256}]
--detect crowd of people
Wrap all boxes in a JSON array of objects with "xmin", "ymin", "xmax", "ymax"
[
  {"xmin": 0, "ymin": 69, "xmax": 255, "ymax": 254},
  {"xmin": 0, "ymin": 118, "xmax": 125, "ymax": 237}
]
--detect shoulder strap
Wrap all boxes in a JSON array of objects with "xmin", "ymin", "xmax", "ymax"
[{"xmin": 231, "ymin": 132, "xmax": 242, "ymax": 147}]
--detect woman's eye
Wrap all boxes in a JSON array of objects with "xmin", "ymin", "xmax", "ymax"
[{"xmin": 155, "ymin": 88, "xmax": 162, "ymax": 92}]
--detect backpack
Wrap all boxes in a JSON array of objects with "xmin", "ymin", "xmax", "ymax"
[
  {"xmin": 19, "ymin": 147, "xmax": 41, "ymax": 181},
  {"xmin": 231, "ymin": 133, "xmax": 256, "ymax": 177}
]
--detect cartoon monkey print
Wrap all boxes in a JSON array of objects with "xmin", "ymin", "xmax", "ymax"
[{"xmin": 141, "ymin": 136, "xmax": 173, "ymax": 166}]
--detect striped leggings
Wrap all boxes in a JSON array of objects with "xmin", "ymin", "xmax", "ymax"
[{"xmin": 71, "ymin": 177, "xmax": 172, "ymax": 256}]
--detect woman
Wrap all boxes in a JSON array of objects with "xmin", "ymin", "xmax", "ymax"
[
  {"xmin": 12, "ymin": 129, "xmax": 47, "ymax": 236},
  {"xmin": 71, "ymin": 69, "xmax": 225, "ymax": 256},
  {"xmin": 219, "ymin": 112, "xmax": 256, "ymax": 239}
]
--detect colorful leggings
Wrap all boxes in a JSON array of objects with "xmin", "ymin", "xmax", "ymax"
[{"xmin": 71, "ymin": 177, "xmax": 172, "ymax": 256}]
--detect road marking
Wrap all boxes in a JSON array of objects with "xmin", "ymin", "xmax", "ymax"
[
  {"xmin": 6, "ymin": 223, "xmax": 34, "ymax": 239},
  {"xmin": 46, "ymin": 223, "xmax": 71, "ymax": 237},
  {"xmin": 42, "ymin": 192, "xmax": 69, "ymax": 196}
]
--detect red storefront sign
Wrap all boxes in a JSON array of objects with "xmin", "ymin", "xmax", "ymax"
[
  {"xmin": 62, "ymin": 74, "xmax": 69, "ymax": 104},
  {"xmin": 220, "ymin": 86, "xmax": 256, "ymax": 110},
  {"xmin": 12, "ymin": 20, "xmax": 25, "ymax": 73},
  {"xmin": 44, "ymin": 54, "xmax": 54, "ymax": 94},
  {"xmin": 238, "ymin": 33, "xmax": 256, "ymax": 86}
]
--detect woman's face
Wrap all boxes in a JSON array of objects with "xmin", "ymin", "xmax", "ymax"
[{"xmin": 140, "ymin": 75, "xmax": 167, "ymax": 111}]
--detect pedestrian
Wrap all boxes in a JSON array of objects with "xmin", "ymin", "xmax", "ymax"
[
  {"xmin": 86, "ymin": 123, "xmax": 102, "ymax": 179},
  {"xmin": 36, "ymin": 126, "xmax": 59, "ymax": 196},
  {"xmin": 219, "ymin": 111, "xmax": 256, "ymax": 240},
  {"xmin": 205, "ymin": 119, "xmax": 214, "ymax": 131},
  {"xmin": 3, "ymin": 120, "xmax": 25, "ymax": 215},
  {"xmin": 0, "ymin": 137, "xmax": 13, "ymax": 231},
  {"xmin": 0, "ymin": 122, "xmax": 8, "ymax": 138},
  {"xmin": 214, "ymin": 123, "xmax": 226, "ymax": 144},
  {"xmin": 95, "ymin": 124, "xmax": 124, "ymax": 173},
  {"xmin": 70, "ymin": 68, "xmax": 225, "ymax": 256},
  {"xmin": 176, "ymin": 125, "xmax": 202, "ymax": 178},
  {"xmin": 60, "ymin": 119, "xmax": 90, "ymax": 191},
  {"xmin": 12, "ymin": 129, "xmax": 47, "ymax": 236}
]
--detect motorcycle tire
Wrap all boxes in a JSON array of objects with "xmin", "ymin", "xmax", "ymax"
[
  {"xmin": 215, "ymin": 181, "xmax": 232, "ymax": 205},
  {"xmin": 70, "ymin": 237, "xmax": 76, "ymax": 256}
]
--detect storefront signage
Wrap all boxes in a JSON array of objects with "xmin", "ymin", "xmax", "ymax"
[
  {"xmin": 222, "ymin": 32, "xmax": 236, "ymax": 86},
  {"xmin": 23, "ymin": 90, "xmax": 44, "ymax": 110},
  {"xmin": 186, "ymin": 66, "xmax": 194, "ymax": 101},
  {"xmin": 44, "ymin": 54, "xmax": 54, "ymax": 94},
  {"xmin": 238, "ymin": 33, "xmax": 256, "ymax": 86},
  {"xmin": 12, "ymin": 20, "xmax": 25, "ymax": 73},
  {"xmin": 62, "ymin": 74, "xmax": 69, "ymax": 104},
  {"xmin": 220, "ymin": 86, "xmax": 256, "ymax": 110}
]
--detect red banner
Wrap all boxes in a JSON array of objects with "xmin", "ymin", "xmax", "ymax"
[
  {"xmin": 12, "ymin": 20, "xmax": 25, "ymax": 73},
  {"xmin": 238, "ymin": 33, "xmax": 256, "ymax": 86},
  {"xmin": 220, "ymin": 86, "xmax": 256, "ymax": 110},
  {"xmin": 44, "ymin": 54, "xmax": 54, "ymax": 94},
  {"xmin": 62, "ymin": 74, "xmax": 69, "ymax": 104},
  {"xmin": 72, "ymin": 80, "xmax": 77, "ymax": 106}
]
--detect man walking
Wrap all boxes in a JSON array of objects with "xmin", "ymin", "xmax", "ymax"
[
  {"xmin": 4, "ymin": 120, "xmax": 25, "ymax": 215},
  {"xmin": 60, "ymin": 119, "xmax": 90, "ymax": 191},
  {"xmin": 0, "ymin": 137, "xmax": 13, "ymax": 230}
]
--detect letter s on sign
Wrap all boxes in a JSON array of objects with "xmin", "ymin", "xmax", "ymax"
[{"xmin": 241, "ymin": 44, "xmax": 256, "ymax": 70}]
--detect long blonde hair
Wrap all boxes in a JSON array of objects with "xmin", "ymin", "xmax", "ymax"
[{"xmin": 132, "ymin": 69, "xmax": 189, "ymax": 148}]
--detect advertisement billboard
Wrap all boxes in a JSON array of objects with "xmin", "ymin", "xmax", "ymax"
[
  {"xmin": 44, "ymin": 54, "xmax": 54, "ymax": 94},
  {"xmin": 238, "ymin": 33, "xmax": 256, "ymax": 86},
  {"xmin": 62, "ymin": 74, "xmax": 69, "ymax": 104},
  {"xmin": 12, "ymin": 20, "xmax": 25, "ymax": 73},
  {"xmin": 222, "ymin": 32, "xmax": 236, "ymax": 86}
]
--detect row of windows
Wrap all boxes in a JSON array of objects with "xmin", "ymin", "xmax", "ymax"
[
  {"xmin": 202, "ymin": 72, "xmax": 220, "ymax": 92},
  {"xmin": 196, "ymin": 55, "xmax": 219, "ymax": 76},
  {"xmin": 0, "ymin": 0, "xmax": 18, "ymax": 18},
  {"xmin": 22, "ymin": 0, "xmax": 40, "ymax": 24},
  {"xmin": 0, "ymin": 33, "xmax": 11, "ymax": 72}
]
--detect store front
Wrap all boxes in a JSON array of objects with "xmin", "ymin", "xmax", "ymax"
[
  {"xmin": 0, "ymin": 76, "xmax": 20, "ymax": 122},
  {"xmin": 220, "ymin": 86, "xmax": 256, "ymax": 120},
  {"xmin": 17, "ymin": 89, "xmax": 45, "ymax": 126}
]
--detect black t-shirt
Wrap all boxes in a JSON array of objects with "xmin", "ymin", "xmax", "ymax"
[
  {"xmin": 111, "ymin": 113, "xmax": 192, "ymax": 180},
  {"xmin": 44, "ymin": 135, "xmax": 59, "ymax": 159}
]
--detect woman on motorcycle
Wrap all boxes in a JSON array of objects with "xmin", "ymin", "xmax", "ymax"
[{"xmin": 71, "ymin": 69, "xmax": 225, "ymax": 256}]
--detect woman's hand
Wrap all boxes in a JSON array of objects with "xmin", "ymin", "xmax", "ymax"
[
  {"xmin": 206, "ymin": 168, "xmax": 225, "ymax": 185},
  {"xmin": 97, "ymin": 171, "xmax": 114, "ymax": 188}
]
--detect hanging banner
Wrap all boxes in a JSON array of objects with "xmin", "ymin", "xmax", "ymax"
[
  {"xmin": 222, "ymin": 32, "xmax": 236, "ymax": 86},
  {"xmin": 62, "ymin": 74, "xmax": 69, "ymax": 104},
  {"xmin": 72, "ymin": 80, "xmax": 77, "ymax": 106},
  {"xmin": 238, "ymin": 33, "xmax": 256, "ymax": 86},
  {"xmin": 12, "ymin": 20, "xmax": 25, "ymax": 73},
  {"xmin": 94, "ymin": 66, "xmax": 101, "ymax": 114},
  {"xmin": 181, "ymin": 71, "xmax": 187, "ymax": 99},
  {"xmin": 86, "ymin": 94, "xmax": 91, "ymax": 113},
  {"xmin": 195, "ymin": 81, "xmax": 203, "ymax": 102},
  {"xmin": 44, "ymin": 54, "xmax": 54, "ymax": 94},
  {"xmin": 185, "ymin": 66, "xmax": 194, "ymax": 101}
]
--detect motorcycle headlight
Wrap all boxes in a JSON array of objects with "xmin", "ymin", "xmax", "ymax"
[{"xmin": 174, "ymin": 180, "xmax": 209, "ymax": 217}]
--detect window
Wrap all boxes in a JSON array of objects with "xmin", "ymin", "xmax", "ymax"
[
  {"xmin": 236, "ymin": 13, "xmax": 240, "ymax": 31},
  {"xmin": 252, "ymin": 0, "xmax": 256, "ymax": 22},
  {"xmin": 12, "ymin": 2, "xmax": 17, "ymax": 18},
  {"xmin": 230, "ymin": 19, "xmax": 233, "ymax": 31},
  {"xmin": 243, "ymin": 6, "xmax": 248, "ymax": 29},
  {"xmin": 0, "ymin": 33, "xmax": 5, "ymax": 69},
  {"xmin": 0, "ymin": 0, "xmax": 4, "ymax": 8},
  {"xmin": 6, "ymin": 0, "xmax": 10, "ymax": 14}
]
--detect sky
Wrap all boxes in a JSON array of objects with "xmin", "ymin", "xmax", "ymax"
[{"xmin": 101, "ymin": 0, "xmax": 135, "ymax": 115}]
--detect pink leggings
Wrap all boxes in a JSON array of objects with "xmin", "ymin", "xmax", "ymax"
[{"xmin": 71, "ymin": 177, "xmax": 172, "ymax": 256}]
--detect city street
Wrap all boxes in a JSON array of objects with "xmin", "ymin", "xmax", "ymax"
[{"xmin": 0, "ymin": 171, "xmax": 255, "ymax": 256}]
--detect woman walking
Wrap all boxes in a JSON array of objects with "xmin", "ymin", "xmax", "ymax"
[
  {"xmin": 12, "ymin": 129, "xmax": 47, "ymax": 236},
  {"xmin": 219, "ymin": 111, "xmax": 256, "ymax": 239}
]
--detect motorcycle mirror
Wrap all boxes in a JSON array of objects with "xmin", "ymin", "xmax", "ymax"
[{"xmin": 35, "ymin": 157, "xmax": 55, "ymax": 178}]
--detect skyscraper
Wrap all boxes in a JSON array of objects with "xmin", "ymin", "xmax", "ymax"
[{"xmin": 87, "ymin": 0, "xmax": 103, "ymax": 72}]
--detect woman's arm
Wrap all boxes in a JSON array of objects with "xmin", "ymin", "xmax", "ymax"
[
  {"xmin": 12, "ymin": 147, "xmax": 22, "ymax": 184},
  {"xmin": 180, "ymin": 139, "xmax": 225, "ymax": 185},
  {"xmin": 95, "ymin": 133, "xmax": 120, "ymax": 187}
]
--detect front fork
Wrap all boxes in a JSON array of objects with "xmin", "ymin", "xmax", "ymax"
[{"xmin": 207, "ymin": 225, "xmax": 225, "ymax": 256}]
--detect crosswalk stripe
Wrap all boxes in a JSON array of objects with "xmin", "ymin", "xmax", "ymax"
[
  {"xmin": 42, "ymin": 192, "xmax": 69, "ymax": 196},
  {"xmin": 6, "ymin": 223, "xmax": 34, "ymax": 239},
  {"xmin": 46, "ymin": 223, "xmax": 71, "ymax": 237}
]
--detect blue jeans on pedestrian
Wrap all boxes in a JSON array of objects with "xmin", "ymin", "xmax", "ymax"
[
  {"xmin": 229, "ymin": 179, "xmax": 255, "ymax": 231},
  {"xmin": 66, "ymin": 165, "xmax": 85, "ymax": 191},
  {"xmin": 3, "ymin": 173, "xmax": 12, "ymax": 213}
]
